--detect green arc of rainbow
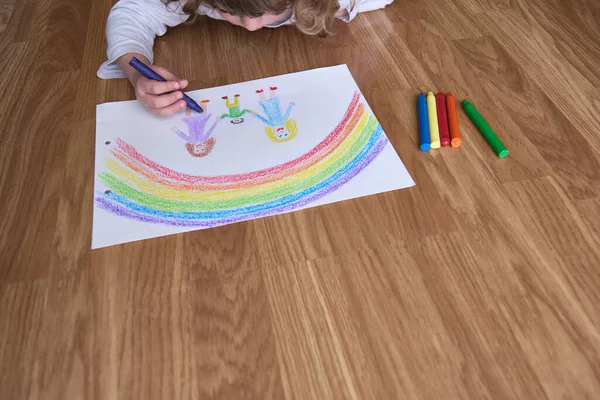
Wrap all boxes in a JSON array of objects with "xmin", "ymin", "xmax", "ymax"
[{"xmin": 95, "ymin": 92, "xmax": 390, "ymax": 226}]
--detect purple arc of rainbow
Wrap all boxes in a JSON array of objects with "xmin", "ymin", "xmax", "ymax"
[{"xmin": 95, "ymin": 92, "xmax": 390, "ymax": 227}]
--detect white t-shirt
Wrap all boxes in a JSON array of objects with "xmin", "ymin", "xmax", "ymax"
[{"xmin": 97, "ymin": 0, "xmax": 394, "ymax": 79}]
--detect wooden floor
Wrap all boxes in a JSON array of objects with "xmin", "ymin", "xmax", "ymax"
[{"xmin": 1, "ymin": 0, "xmax": 600, "ymax": 398}]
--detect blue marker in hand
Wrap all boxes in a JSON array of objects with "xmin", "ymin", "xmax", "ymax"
[{"xmin": 128, "ymin": 56, "xmax": 203, "ymax": 114}]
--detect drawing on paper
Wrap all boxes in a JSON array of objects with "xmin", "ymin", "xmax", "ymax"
[
  {"xmin": 92, "ymin": 65, "xmax": 416, "ymax": 248},
  {"xmin": 253, "ymin": 87, "xmax": 297, "ymax": 143},
  {"xmin": 96, "ymin": 92, "xmax": 387, "ymax": 226},
  {"xmin": 220, "ymin": 94, "xmax": 253, "ymax": 124},
  {"xmin": 172, "ymin": 100, "xmax": 220, "ymax": 157}
]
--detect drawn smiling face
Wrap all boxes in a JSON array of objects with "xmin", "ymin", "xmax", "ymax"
[
  {"xmin": 265, "ymin": 123, "xmax": 296, "ymax": 143},
  {"xmin": 185, "ymin": 138, "xmax": 216, "ymax": 157},
  {"xmin": 195, "ymin": 143, "xmax": 208, "ymax": 154},
  {"xmin": 275, "ymin": 127, "xmax": 288, "ymax": 140}
]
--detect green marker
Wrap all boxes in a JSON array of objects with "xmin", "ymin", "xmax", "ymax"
[{"xmin": 462, "ymin": 100, "xmax": 509, "ymax": 158}]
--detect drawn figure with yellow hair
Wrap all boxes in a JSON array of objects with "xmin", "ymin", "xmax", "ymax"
[{"xmin": 252, "ymin": 87, "xmax": 297, "ymax": 143}]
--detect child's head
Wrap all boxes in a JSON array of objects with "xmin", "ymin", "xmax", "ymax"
[
  {"xmin": 186, "ymin": 138, "xmax": 216, "ymax": 157},
  {"xmin": 265, "ymin": 118, "xmax": 298, "ymax": 142},
  {"xmin": 166, "ymin": 0, "xmax": 339, "ymax": 36}
]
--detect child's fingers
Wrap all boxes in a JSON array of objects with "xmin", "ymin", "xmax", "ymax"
[
  {"xmin": 144, "ymin": 91, "xmax": 184, "ymax": 109},
  {"xmin": 132, "ymin": 64, "xmax": 189, "ymax": 116},
  {"xmin": 151, "ymin": 65, "xmax": 178, "ymax": 80},
  {"xmin": 147, "ymin": 100, "xmax": 187, "ymax": 117},
  {"xmin": 178, "ymin": 79, "xmax": 189, "ymax": 89},
  {"xmin": 139, "ymin": 78, "xmax": 181, "ymax": 95},
  {"xmin": 151, "ymin": 66, "xmax": 189, "ymax": 89}
]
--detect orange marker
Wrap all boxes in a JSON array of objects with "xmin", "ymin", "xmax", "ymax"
[{"xmin": 446, "ymin": 93, "xmax": 461, "ymax": 147}]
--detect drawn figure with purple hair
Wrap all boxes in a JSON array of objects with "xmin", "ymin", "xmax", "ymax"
[{"xmin": 172, "ymin": 100, "xmax": 221, "ymax": 157}]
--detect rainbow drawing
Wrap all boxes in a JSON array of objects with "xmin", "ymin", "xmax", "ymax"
[{"xmin": 94, "ymin": 92, "xmax": 390, "ymax": 228}]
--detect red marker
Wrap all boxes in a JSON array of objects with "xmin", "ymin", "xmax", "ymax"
[{"xmin": 436, "ymin": 93, "xmax": 450, "ymax": 146}]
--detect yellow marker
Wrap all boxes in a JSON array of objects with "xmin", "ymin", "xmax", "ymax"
[{"xmin": 427, "ymin": 91, "xmax": 441, "ymax": 149}]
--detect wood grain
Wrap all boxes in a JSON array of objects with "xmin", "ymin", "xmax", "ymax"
[
  {"xmin": 0, "ymin": 0, "xmax": 16, "ymax": 35},
  {"xmin": 1, "ymin": 0, "xmax": 600, "ymax": 398}
]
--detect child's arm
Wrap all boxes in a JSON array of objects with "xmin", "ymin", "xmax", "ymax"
[
  {"xmin": 282, "ymin": 103, "xmax": 295, "ymax": 121},
  {"xmin": 251, "ymin": 112, "xmax": 270, "ymax": 125},
  {"xmin": 336, "ymin": 0, "xmax": 394, "ymax": 22},
  {"xmin": 100, "ymin": 0, "xmax": 190, "ymax": 116},
  {"xmin": 172, "ymin": 128, "xmax": 193, "ymax": 143},
  {"xmin": 204, "ymin": 119, "xmax": 220, "ymax": 140},
  {"xmin": 239, "ymin": 109, "xmax": 254, "ymax": 116},
  {"xmin": 99, "ymin": 0, "xmax": 188, "ymax": 79}
]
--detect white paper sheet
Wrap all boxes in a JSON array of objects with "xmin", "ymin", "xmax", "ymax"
[{"xmin": 92, "ymin": 65, "xmax": 415, "ymax": 249}]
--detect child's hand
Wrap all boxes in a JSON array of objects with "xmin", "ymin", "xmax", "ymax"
[
  {"xmin": 132, "ymin": 65, "xmax": 189, "ymax": 116},
  {"xmin": 117, "ymin": 54, "xmax": 189, "ymax": 117}
]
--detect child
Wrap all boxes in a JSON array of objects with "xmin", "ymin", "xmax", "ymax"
[
  {"xmin": 219, "ymin": 94, "xmax": 253, "ymax": 124},
  {"xmin": 173, "ymin": 100, "xmax": 221, "ymax": 157},
  {"xmin": 97, "ymin": 0, "xmax": 394, "ymax": 116},
  {"xmin": 253, "ymin": 87, "xmax": 298, "ymax": 142}
]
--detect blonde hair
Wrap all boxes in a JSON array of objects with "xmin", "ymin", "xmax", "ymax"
[
  {"xmin": 164, "ymin": 0, "xmax": 340, "ymax": 36},
  {"xmin": 265, "ymin": 119, "xmax": 298, "ymax": 142}
]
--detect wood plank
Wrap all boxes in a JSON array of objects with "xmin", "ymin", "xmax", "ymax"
[
  {"xmin": 35, "ymin": 0, "xmax": 92, "ymax": 73},
  {"xmin": 1, "ymin": 0, "xmax": 600, "ymax": 397},
  {"xmin": 452, "ymin": 35, "xmax": 600, "ymax": 197},
  {"xmin": 475, "ymin": 8, "xmax": 600, "ymax": 149},
  {"xmin": 0, "ymin": 71, "xmax": 79, "ymax": 283}
]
